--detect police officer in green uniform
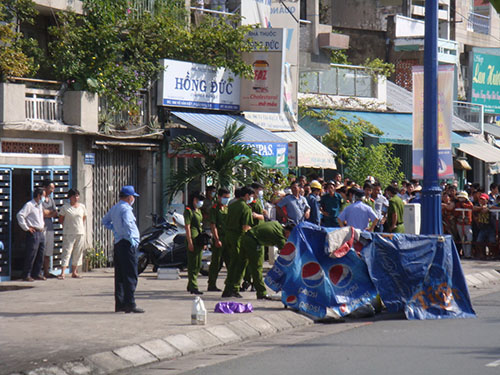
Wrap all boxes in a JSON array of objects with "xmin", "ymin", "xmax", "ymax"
[
  {"xmin": 207, "ymin": 188, "xmax": 231, "ymax": 292},
  {"xmin": 237, "ymin": 221, "xmax": 295, "ymax": 299},
  {"xmin": 241, "ymin": 182, "xmax": 267, "ymax": 292},
  {"xmin": 222, "ymin": 186, "xmax": 254, "ymax": 298},
  {"xmin": 184, "ymin": 191, "xmax": 206, "ymax": 295},
  {"xmin": 362, "ymin": 182, "xmax": 376, "ymax": 210},
  {"xmin": 385, "ymin": 185, "xmax": 405, "ymax": 233},
  {"xmin": 201, "ymin": 185, "xmax": 216, "ymax": 231}
]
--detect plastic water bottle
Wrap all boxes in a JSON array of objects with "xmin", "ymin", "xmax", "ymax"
[{"xmin": 191, "ymin": 296, "xmax": 207, "ymax": 325}]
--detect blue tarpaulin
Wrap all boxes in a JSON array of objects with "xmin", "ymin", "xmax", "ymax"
[{"xmin": 265, "ymin": 223, "xmax": 476, "ymax": 320}]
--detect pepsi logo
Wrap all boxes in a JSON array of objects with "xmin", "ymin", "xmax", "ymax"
[
  {"xmin": 276, "ymin": 242, "xmax": 296, "ymax": 267},
  {"xmin": 329, "ymin": 264, "xmax": 352, "ymax": 288},
  {"xmin": 286, "ymin": 295, "xmax": 298, "ymax": 306},
  {"xmin": 301, "ymin": 262, "xmax": 324, "ymax": 288},
  {"xmin": 340, "ymin": 304, "xmax": 348, "ymax": 314}
]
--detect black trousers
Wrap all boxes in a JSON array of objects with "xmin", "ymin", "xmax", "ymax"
[
  {"xmin": 114, "ymin": 239, "xmax": 138, "ymax": 310},
  {"xmin": 23, "ymin": 231, "xmax": 45, "ymax": 278}
]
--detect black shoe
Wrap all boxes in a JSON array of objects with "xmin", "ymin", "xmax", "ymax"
[
  {"xmin": 221, "ymin": 290, "xmax": 233, "ymax": 298},
  {"xmin": 189, "ymin": 289, "xmax": 203, "ymax": 295},
  {"xmin": 207, "ymin": 285, "xmax": 222, "ymax": 292},
  {"xmin": 125, "ymin": 307, "xmax": 145, "ymax": 313},
  {"xmin": 257, "ymin": 295, "xmax": 273, "ymax": 300},
  {"xmin": 232, "ymin": 292, "xmax": 243, "ymax": 298},
  {"xmin": 241, "ymin": 281, "xmax": 250, "ymax": 292},
  {"xmin": 250, "ymin": 286, "xmax": 256, "ymax": 292},
  {"xmin": 115, "ymin": 306, "xmax": 126, "ymax": 312}
]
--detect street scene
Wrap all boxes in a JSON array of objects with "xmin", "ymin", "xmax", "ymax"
[{"xmin": 2, "ymin": 0, "xmax": 500, "ymax": 374}]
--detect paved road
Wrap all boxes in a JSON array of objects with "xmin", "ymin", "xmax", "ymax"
[{"xmin": 131, "ymin": 284, "xmax": 500, "ymax": 375}]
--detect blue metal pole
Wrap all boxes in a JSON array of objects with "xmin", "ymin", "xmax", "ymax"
[{"xmin": 421, "ymin": 0, "xmax": 442, "ymax": 235}]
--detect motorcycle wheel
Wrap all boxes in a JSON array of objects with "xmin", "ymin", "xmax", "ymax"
[{"xmin": 137, "ymin": 254, "xmax": 149, "ymax": 274}]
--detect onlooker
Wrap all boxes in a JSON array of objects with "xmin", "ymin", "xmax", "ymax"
[
  {"xmin": 306, "ymin": 180, "xmax": 322, "ymax": 226},
  {"xmin": 59, "ymin": 189, "xmax": 87, "ymax": 279},
  {"xmin": 102, "ymin": 185, "xmax": 143, "ymax": 313},
  {"xmin": 489, "ymin": 183, "xmax": 498, "ymax": 205},
  {"xmin": 183, "ymin": 191, "xmax": 206, "ymax": 295},
  {"xmin": 455, "ymin": 191, "xmax": 473, "ymax": 259},
  {"xmin": 338, "ymin": 189, "xmax": 379, "ymax": 231},
  {"xmin": 41, "ymin": 179, "xmax": 58, "ymax": 278},
  {"xmin": 371, "ymin": 182, "xmax": 388, "ymax": 232},
  {"xmin": 475, "ymin": 193, "xmax": 495, "ymax": 259},
  {"xmin": 320, "ymin": 181, "xmax": 342, "ymax": 227},
  {"xmin": 201, "ymin": 185, "xmax": 216, "ymax": 231},
  {"xmin": 16, "ymin": 188, "xmax": 46, "ymax": 281},
  {"xmin": 362, "ymin": 182, "xmax": 375, "ymax": 210},
  {"xmin": 276, "ymin": 181, "xmax": 310, "ymax": 225},
  {"xmin": 385, "ymin": 185, "xmax": 405, "ymax": 233}
]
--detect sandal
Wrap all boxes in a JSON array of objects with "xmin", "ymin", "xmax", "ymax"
[
  {"xmin": 71, "ymin": 274, "xmax": 83, "ymax": 279},
  {"xmin": 57, "ymin": 275, "xmax": 65, "ymax": 280}
]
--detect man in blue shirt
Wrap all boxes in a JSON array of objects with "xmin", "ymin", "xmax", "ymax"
[
  {"xmin": 306, "ymin": 180, "xmax": 322, "ymax": 226},
  {"xmin": 338, "ymin": 189, "xmax": 379, "ymax": 231},
  {"xmin": 320, "ymin": 181, "xmax": 343, "ymax": 227},
  {"xmin": 102, "ymin": 185, "xmax": 143, "ymax": 313},
  {"xmin": 276, "ymin": 181, "xmax": 310, "ymax": 224}
]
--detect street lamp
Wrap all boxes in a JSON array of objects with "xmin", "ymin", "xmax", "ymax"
[{"xmin": 421, "ymin": 0, "xmax": 442, "ymax": 235}]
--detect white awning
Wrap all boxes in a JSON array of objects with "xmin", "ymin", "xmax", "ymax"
[
  {"xmin": 457, "ymin": 136, "xmax": 500, "ymax": 174},
  {"xmin": 273, "ymin": 126, "xmax": 337, "ymax": 169}
]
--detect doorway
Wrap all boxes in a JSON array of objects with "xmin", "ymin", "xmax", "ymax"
[{"xmin": 11, "ymin": 169, "xmax": 32, "ymax": 279}]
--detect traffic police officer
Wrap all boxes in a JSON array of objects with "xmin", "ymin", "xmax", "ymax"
[
  {"xmin": 207, "ymin": 188, "xmax": 230, "ymax": 292},
  {"xmin": 222, "ymin": 186, "xmax": 254, "ymax": 298},
  {"xmin": 236, "ymin": 221, "xmax": 295, "ymax": 299},
  {"xmin": 184, "ymin": 191, "xmax": 206, "ymax": 295}
]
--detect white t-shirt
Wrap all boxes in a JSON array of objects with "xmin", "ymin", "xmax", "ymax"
[{"xmin": 59, "ymin": 203, "xmax": 87, "ymax": 235}]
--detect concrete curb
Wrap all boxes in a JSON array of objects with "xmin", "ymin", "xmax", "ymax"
[
  {"xmin": 18, "ymin": 311, "xmax": 315, "ymax": 375},
  {"xmin": 466, "ymin": 270, "xmax": 500, "ymax": 288}
]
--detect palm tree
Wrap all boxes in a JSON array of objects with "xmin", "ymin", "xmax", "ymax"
[{"xmin": 166, "ymin": 121, "xmax": 265, "ymax": 203}]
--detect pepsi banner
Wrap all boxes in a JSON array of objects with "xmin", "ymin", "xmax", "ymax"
[
  {"xmin": 265, "ymin": 223, "xmax": 378, "ymax": 319},
  {"xmin": 361, "ymin": 233, "xmax": 476, "ymax": 320}
]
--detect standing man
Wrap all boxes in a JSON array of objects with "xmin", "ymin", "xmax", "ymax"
[
  {"xmin": 42, "ymin": 179, "xmax": 58, "ymax": 278},
  {"xmin": 201, "ymin": 185, "xmax": 216, "ymax": 232},
  {"xmin": 222, "ymin": 186, "xmax": 254, "ymax": 298},
  {"xmin": 237, "ymin": 222, "xmax": 295, "ymax": 300},
  {"xmin": 320, "ymin": 181, "xmax": 343, "ymax": 227},
  {"xmin": 338, "ymin": 189, "xmax": 379, "ymax": 231},
  {"xmin": 371, "ymin": 182, "xmax": 388, "ymax": 232},
  {"xmin": 17, "ymin": 188, "xmax": 46, "ymax": 281},
  {"xmin": 385, "ymin": 185, "xmax": 405, "ymax": 233},
  {"xmin": 207, "ymin": 188, "xmax": 230, "ymax": 292},
  {"xmin": 276, "ymin": 181, "xmax": 310, "ymax": 224},
  {"xmin": 306, "ymin": 180, "xmax": 322, "ymax": 226},
  {"xmin": 102, "ymin": 186, "xmax": 144, "ymax": 313}
]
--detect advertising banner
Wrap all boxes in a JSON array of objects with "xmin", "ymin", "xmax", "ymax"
[
  {"xmin": 361, "ymin": 233, "xmax": 475, "ymax": 320},
  {"xmin": 242, "ymin": 141, "xmax": 288, "ymax": 169},
  {"xmin": 240, "ymin": 0, "xmax": 271, "ymax": 27},
  {"xmin": 265, "ymin": 223, "xmax": 378, "ymax": 319},
  {"xmin": 157, "ymin": 59, "xmax": 240, "ymax": 110},
  {"xmin": 471, "ymin": 48, "xmax": 500, "ymax": 114},
  {"xmin": 412, "ymin": 65, "xmax": 454, "ymax": 179},
  {"xmin": 240, "ymin": 28, "xmax": 285, "ymax": 113}
]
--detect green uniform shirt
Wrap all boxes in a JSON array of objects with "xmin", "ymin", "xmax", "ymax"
[
  {"xmin": 201, "ymin": 197, "xmax": 214, "ymax": 229},
  {"xmin": 250, "ymin": 199, "xmax": 264, "ymax": 227},
  {"xmin": 363, "ymin": 196, "xmax": 376, "ymax": 210},
  {"xmin": 184, "ymin": 207, "xmax": 203, "ymax": 239},
  {"xmin": 226, "ymin": 199, "xmax": 253, "ymax": 235},
  {"xmin": 209, "ymin": 203, "xmax": 228, "ymax": 237},
  {"xmin": 387, "ymin": 195, "xmax": 404, "ymax": 230},
  {"xmin": 247, "ymin": 221, "xmax": 286, "ymax": 249}
]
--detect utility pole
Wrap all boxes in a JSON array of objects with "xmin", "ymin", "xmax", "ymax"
[{"xmin": 421, "ymin": 0, "xmax": 442, "ymax": 235}]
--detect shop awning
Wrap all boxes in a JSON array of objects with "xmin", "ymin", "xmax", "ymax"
[
  {"xmin": 457, "ymin": 135, "xmax": 500, "ymax": 174},
  {"xmin": 484, "ymin": 123, "xmax": 500, "ymax": 139},
  {"xmin": 171, "ymin": 112, "xmax": 289, "ymax": 168},
  {"xmin": 301, "ymin": 110, "xmax": 474, "ymax": 147},
  {"xmin": 273, "ymin": 126, "xmax": 337, "ymax": 169}
]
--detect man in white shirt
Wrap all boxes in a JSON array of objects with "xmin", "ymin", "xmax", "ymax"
[{"xmin": 17, "ymin": 188, "xmax": 46, "ymax": 281}]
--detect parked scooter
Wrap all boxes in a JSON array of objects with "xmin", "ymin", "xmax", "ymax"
[{"xmin": 137, "ymin": 211, "xmax": 211, "ymax": 275}]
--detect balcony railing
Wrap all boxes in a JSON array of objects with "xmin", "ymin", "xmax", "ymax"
[
  {"xmin": 467, "ymin": 11, "xmax": 490, "ymax": 35},
  {"xmin": 300, "ymin": 64, "xmax": 376, "ymax": 98},
  {"xmin": 453, "ymin": 101, "xmax": 484, "ymax": 134},
  {"xmin": 25, "ymin": 88, "xmax": 62, "ymax": 121}
]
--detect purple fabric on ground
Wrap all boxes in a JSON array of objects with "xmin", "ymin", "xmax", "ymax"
[{"xmin": 214, "ymin": 301, "xmax": 253, "ymax": 313}]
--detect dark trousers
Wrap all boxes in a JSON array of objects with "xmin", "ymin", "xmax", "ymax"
[
  {"xmin": 23, "ymin": 231, "xmax": 45, "ymax": 278},
  {"xmin": 114, "ymin": 239, "xmax": 138, "ymax": 310}
]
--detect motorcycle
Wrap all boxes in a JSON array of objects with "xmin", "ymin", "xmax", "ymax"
[{"xmin": 137, "ymin": 211, "xmax": 211, "ymax": 275}]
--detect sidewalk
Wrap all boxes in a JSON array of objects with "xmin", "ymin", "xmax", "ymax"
[{"xmin": 1, "ymin": 259, "xmax": 499, "ymax": 375}]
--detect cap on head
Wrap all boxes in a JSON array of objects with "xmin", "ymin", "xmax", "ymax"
[
  {"xmin": 310, "ymin": 180, "xmax": 322, "ymax": 190},
  {"xmin": 480, "ymin": 193, "xmax": 489, "ymax": 201},
  {"xmin": 456, "ymin": 191, "xmax": 468, "ymax": 200},
  {"xmin": 120, "ymin": 185, "xmax": 139, "ymax": 197}
]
